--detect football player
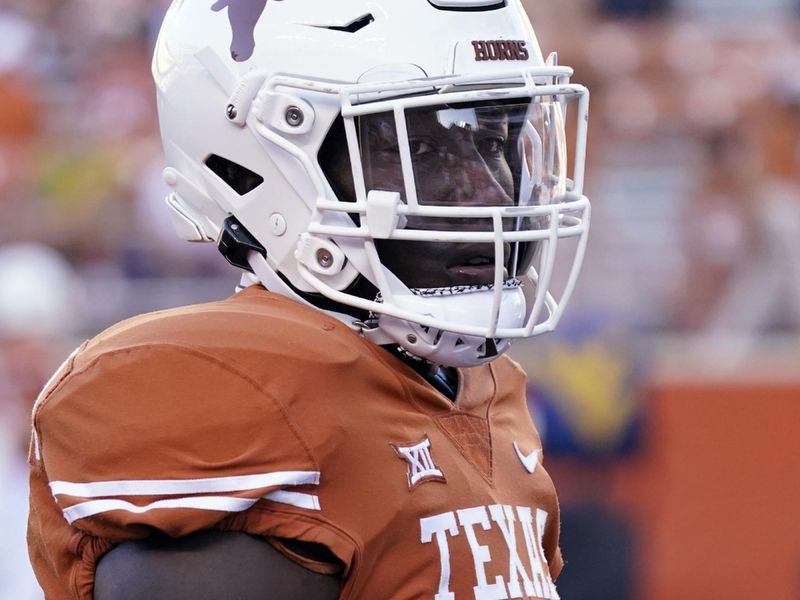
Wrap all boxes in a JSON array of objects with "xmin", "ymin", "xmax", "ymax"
[{"xmin": 28, "ymin": 0, "xmax": 591, "ymax": 598}]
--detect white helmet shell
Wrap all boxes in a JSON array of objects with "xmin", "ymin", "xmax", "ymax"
[{"xmin": 152, "ymin": 0, "xmax": 591, "ymax": 367}]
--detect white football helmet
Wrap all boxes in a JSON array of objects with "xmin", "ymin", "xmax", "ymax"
[{"xmin": 152, "ymin": 0, "xmax": 590, "ymax": 367}]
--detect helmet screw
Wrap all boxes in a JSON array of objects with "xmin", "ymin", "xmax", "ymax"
[
  {"xmin": 316, "ymin": 248, "xmax": 334, "ymax": 269},
  {"xmin": 407, "ymin": 334, "xmax": 418, "ymax": 344},
  {"xmin": 285, "ymin": 106, "xmax": 304, "ymax": 127},
  {"xmin": 226, "ymin": 104, "xmax": 238, "ymax": 120}
]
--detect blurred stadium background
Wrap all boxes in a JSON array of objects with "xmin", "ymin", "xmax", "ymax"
[{"xmin": 1, "ymin": 0, "xmax": 799, "ymax": 598}]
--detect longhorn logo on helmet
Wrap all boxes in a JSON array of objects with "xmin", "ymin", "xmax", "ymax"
[{"xmin": 212, "ymin": 0, "xmax": 284, "ymax": 62}]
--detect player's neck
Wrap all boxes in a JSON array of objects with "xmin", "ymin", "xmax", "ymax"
[{"xmin": 385, "ymin": 346, "xmax": 458, "ymax": 401}]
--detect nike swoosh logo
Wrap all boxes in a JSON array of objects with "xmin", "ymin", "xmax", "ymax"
[{"xmin": 513, "ymin": 442, "xmax": 541, "ymax": 475}]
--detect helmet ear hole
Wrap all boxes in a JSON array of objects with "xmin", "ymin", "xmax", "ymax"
[{"xmin": 204, "ymin": 155, "xmax": 264, "ymax": 196}]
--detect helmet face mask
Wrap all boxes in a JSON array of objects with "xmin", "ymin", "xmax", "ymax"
[
  {"xmin": 324, "ymin": 94, "xmax": 575, "ymax": 291},
  {"xmin": 153, "ymin": 0, "xmax": 590, "ymax": 367},
  {"xmin": 307, "ymin": 74, "xmax": 589, "ymax": 358}
]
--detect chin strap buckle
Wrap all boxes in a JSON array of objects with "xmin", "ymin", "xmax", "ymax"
[{"xmin": 218, "ymin": 216, "xmax": 266, "ymax": 272}]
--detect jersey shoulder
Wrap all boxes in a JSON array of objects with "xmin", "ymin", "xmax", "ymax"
[
  {"xmin": 81, "ymin": 284, "xmax": 360, "ymax": 363},
  {"xmin": 31, "ymin": 287, "xmax": 361, "ymax": 539}
]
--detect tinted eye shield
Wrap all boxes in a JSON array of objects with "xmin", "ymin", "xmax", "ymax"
[{"xmin": 338, "ymin": 75, "xmax": 588, "ymax": 213}]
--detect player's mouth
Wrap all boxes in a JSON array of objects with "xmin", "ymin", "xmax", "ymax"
[{"xmin": 446, "ymin": 244, "xmax": 511, "ymax": 284}]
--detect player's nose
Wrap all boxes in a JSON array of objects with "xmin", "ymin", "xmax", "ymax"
[{"xmin": 450, "ymin": 157, "xmax": 513, "ymax": 208}]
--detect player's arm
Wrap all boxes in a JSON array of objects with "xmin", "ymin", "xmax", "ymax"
[{"xmin": 94, "ymin": 531, "xmax": 341, "ymax": 600}]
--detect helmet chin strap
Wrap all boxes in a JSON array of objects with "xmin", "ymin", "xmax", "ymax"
[
  {"xmin": 373, "ymin": 314, "xmax": 512, "ymax": 368},
  {"xmin": 361, "ymin": 280, "xmax": 523, "ymax": 368}
]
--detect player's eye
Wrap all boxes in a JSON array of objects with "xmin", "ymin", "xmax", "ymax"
[{"xmin": 477, "ymin": 136, "xmax": 506, "ymax": 157}]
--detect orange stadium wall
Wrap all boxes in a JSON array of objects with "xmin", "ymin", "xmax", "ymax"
[{"xmin": 597, "ymin": 383, "xmax": 800, "ymax": 600}]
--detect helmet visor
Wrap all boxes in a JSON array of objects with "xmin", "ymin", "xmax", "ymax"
[
  {"xmin": 355, "ymin": 96, "xmax": 573, "ymax": 288},
  {"xmin": 360, "ymin": 98, "xmax": 569, "ymax": 209}
]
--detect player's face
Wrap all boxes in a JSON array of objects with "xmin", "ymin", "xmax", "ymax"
[
  {"xmin": 365, "ymin": 106, "xmax": 515, "ymax": 289},
  {"xmin": 323, "ymin": 100, "xmax": 547, "ymax": 289}
]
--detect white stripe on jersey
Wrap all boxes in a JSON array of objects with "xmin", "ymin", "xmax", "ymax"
[
  {"xmin": 263, "ymin": 490, "xmax": 321, "ymax": 511},
  {"xmin": 50, "ymin": 470, "xmax": 320, "ymax": 498},
  {"xmin": 63, "ymin": 496, "xmax": 260, "ymax": 524},
  {"xmin": 61, "ymin": 489, "xmax": 322, "ymax": 524}
]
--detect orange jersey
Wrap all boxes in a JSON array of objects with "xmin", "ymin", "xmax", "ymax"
[{"xmin": 28, "ymin": 286, "xmax": 563, "ymax": 599}]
